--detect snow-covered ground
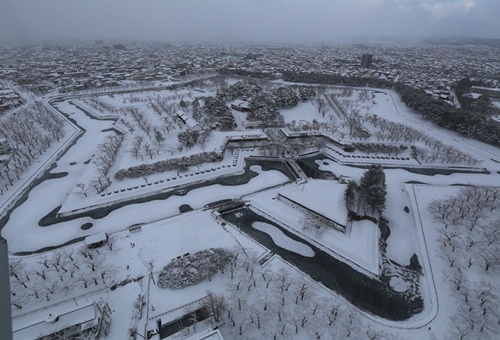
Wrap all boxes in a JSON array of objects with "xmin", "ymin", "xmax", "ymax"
[
  {"xmin": 3, "ymin": 80, "xmax": 500, "ymax": 340},
  {"xmin": 249, "ymin": 179, "xmax": 380, "ymax": 276}
]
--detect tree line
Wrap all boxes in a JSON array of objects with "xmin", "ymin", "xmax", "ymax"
[
  {"xmin": 0, "ymin": 103, "xmax": 67, "ymax": 195},
  {"xmin": 181, "ymin": 247, "xmax": 399, "ymax": 339},
  {"xmin": 114, "ymin": 151, "xmax": 223, "ymax": 180},
  {"xmin": 10, "ymin": 239, "xmax": 117, "ymax": 310},
  {"xmin": 428, "ymin": 185, "xmax": 500, "ymax": 339},
  {"xmin": 277, "ymin": 71, "xmax": 500, "ymax": 146},
  {"xmin": 75, "ymin": 133, "xmax": 125, "ymax": 197}
]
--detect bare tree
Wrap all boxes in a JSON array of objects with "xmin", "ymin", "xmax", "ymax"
[
  {"xmin": 438, "ymin": 248, "xmax": 457, "ymax": 268},
  {"xmin": 247, "ymin": 305, "xmax": 266, "ymax": 330},
  {"xmin": 9, "ymin": 258, "xmax": 23, "ymax": 281},
  {"xmin": 34, "ymin": 267, "xmax": 47, "ymax": 280},
  {"xmin": 450, "ymin": 307, "xmax": 476, "ymax": 339},
  {"xmin": 74, "ymin": 183, "xmax": 89, "ymax": 198},
  {"xmin": 478, "ymin": 248, "xmax": 499, "ymax": 272},
  {"xmin": 62, "ymin": 248, "xmax": 75, "ymax": 262},
  {"xmin": 312, "ymin": 97, "xmax": 329, "ymax": 117},
  {"xmin": 292, "ymin": 277, "xmax": 311, "ymax": 305},
  {"xmin": 78, "ymin": 274, "xmax": 91, "ymax": 289},
  {"xmin": 437, "ymin": 227, "xmax": 461, "ymax": 252},
  {"xmin": 358, "ymin": 89, "xmax": 371, "ymax": 102},
  {"xmin": 106, "ymin": 235, "xmax": 117, "ymax": 252},
  {"xmin": 442, "ymin": 268, "xmax": 468, "ymax": 291},
  {"xmin": 274, "ymin": 268, "xmax": 293, "ymax": 295},
  {"xmin": 474, "ymin": 280, "xmax": 499, "ymax": 315},
  {"xmin": 141, "ymin": 142, "xmax": 154, "ymax": 159},
  {"xmin": 306, "ymin": 316, "xmax": 328, "ymax": 340},
  {"xmin": 201, "ymin": 290, "xmax": 226, "ymax": 324}
]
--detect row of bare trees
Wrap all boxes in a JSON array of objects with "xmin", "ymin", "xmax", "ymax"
[
  {"xmin": 366, "ymin": 115, "xmax": 424, "ymax": 143},
  {"xmin": 129, "ymin": 134, "xmax": 160, "ymax": 160},
  {"xmin": 92, "ymin": 133, "xmax": 124, "ymax": 193},
  {"xmin": 410, "ymin": 145, "xmax": 481, "ymax": 165},
  {"xmin": 118, "ymin": 96, "xmax": 188, "ymax": 163},
  {"xmin": 352, "ymin": 143, "xmax": 408, "ymax": 156},
  {"xmin": 114, "ymin": 150, "xmax": 222, "ymax": 180},
  {"xmin": 82, "ymin": 96, "xmax": 119, "ymax": 114},
  {"xmin": 287, "ymin": 116, "xmax": 339, "ymax": 135},
  {"xmin": 259, "ymin": 137, "xmax": 325, "ymax": 158},
  {"xmin": 74, "ymin": 133, "xmax": 125, "ymax": 197},
  {"xmin": 0, "ymin": 103, "xmax": 67, "ymax": 195},
  {"xmin": 146, "ymin": 96, "xmax": 184, "ymax": 131},
  {"xmin": 323, "ymin": 93, "xmax": 368, "ymax": 139},
  {"xmin": 429, "ymin": 186, "xmax": 500, "ymax": 273},
  {"xmin": 77, "ymin": 80, "xmax": 157, "ymax": 95},
  {"xmin": 312, "ymin": 89, "xmax": 482, "ymax": 166},
  {"xmin": 10, "ymin": 239, "xmax": 117, "ymax": 310},
  {"xmin": 446, "ymin": 277, "xmax": 499, "ymax": 340},
  {"xmin": 428, "ymin": 185, "xmax": 500, "ymax": 339},
  {"xmin": 121, "ymin": 107, "xmax": 155, "ymax": 138},
  {"xmin": 193, "ymin": 248, "xmax": 397, "ymax": 340},
  {"xmin": 363, "ymin": 113, "xmax": 480, "ymax": 164}
]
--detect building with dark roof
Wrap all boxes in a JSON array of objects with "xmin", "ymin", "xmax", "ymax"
[
  {"xmin": 361, "ymin": 54, "xmax": 372, "ymax": 68},
  {"xmin": 471, "ymin": 86, "xmax": 500, "ymax": 99}
]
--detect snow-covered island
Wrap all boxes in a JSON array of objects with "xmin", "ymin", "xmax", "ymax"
[{"xmin": 1, "ymin": 75, "xmax": 499, "ymax": 340}]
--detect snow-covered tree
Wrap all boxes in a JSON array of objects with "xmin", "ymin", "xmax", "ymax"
[
  {"xmin": 157, "ymin": 248, "xmax": 234, "ymax": 289},
  {"xmin": 359, "ymin": 164, "xmax": 387, "ymax": 215},
  {"xmin": 344, "ymin": 180, "xmax": 359, "ymax": 212},
  {"xmin": 271, "ymin": 86, "xmax": 299, "ymax": 108},
  {"xmin": 177, "ymin": 130, "xmax": 199, "ymax": 147},
  {"xmin": 312, "ymin": 97, "xmax": 329, "ymax": 117},
  {"xmin": 154, "ymin": 130, "xmax": 165, "ymax": 145},
  {"xmin": 219, "ymin": 111, "xmax": 236, "ymax": 131},
  {"xmin": 201, "ymin": 290, "xmax": 227, "ymax": 324},
  {"xmin": 248, "ymin": 94, "xmax": 278, "ymax": 122},
  {"xmin": 298, "ymin": 87, "xmax": 316, "ymax": 101}
]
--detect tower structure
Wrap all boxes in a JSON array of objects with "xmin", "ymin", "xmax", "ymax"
[
  {"xmin": 361, "ymin": 54, "xmax": 373, "ymax": 68},
  {"xmin": 0, "ymin": 236, "xmax": 13, "ymax": 340}
]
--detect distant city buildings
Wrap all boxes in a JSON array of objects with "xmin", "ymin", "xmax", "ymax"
[
  {"xmin": 0, "ymin": 41, "xmax": 498, "ymax": 108},
  {"xmin": 471, "ymin": 86, "xmax": 500, "ymax": 99},
  {"xmin": 361, "ymin": 54, "xmax": 372, "ymax": 68},
  {"xmin": 0, "ymin": 89, "xmax": 21, "ymax": 106}
]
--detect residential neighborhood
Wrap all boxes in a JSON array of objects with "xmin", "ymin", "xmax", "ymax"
[{"xmin": 1, "ymin": 39, "xmax": 499, "ymax": 107}]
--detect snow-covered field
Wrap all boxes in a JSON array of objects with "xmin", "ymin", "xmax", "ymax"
[
  {"xmin": 2, "ymin": 78, "xmax": 500, "ymax": 340},
  {"xmin": 250, "ymin": 180, "xmax": 380, "ymax": 276}
]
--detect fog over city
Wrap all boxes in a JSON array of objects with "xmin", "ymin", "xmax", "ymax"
[{"xmin": 1, "ymin": 0, "xmax": 500, "ymax": 43}]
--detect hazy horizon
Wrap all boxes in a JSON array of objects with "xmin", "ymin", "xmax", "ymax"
[{"xmin": 1, "ymin": 0, "xmax": 499, "ymax": 44}]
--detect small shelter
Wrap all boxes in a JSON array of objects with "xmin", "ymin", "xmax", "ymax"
[
  {"xmin": 231, "ymin": 99, "xmax": 251, "ymax": 112},
  {"xmin": 177, "ymin": 111, "xmax": 203, "ymax": 132},
  {"xmin": 84, "ymin": 232, "xmax": 108, "ymax": 249}
]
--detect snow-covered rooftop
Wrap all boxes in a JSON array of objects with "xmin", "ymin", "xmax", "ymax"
[
  {"xmin": 84, "ymin": 232, "xmax": 107, "ymax": 246},
  {"xmin": 13, "ymin": 302, "xmax": 96, "ymax": 340},
  {"xmin": 179, "ymin": 327, "xmax": 225, "ymax": 340}
]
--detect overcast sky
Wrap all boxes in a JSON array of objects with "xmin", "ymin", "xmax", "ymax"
[{"xmin": 1, "ymin": 0, "xmax": 499, "ymax": 43}]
